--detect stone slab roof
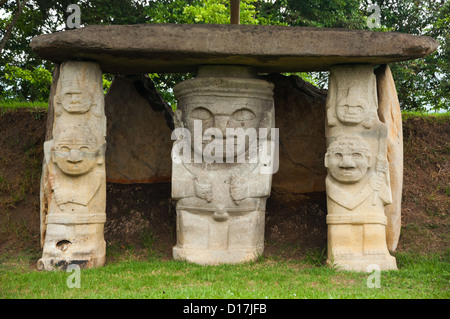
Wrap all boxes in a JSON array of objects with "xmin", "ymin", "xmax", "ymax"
[{"xmin": 30, "ymin": 24, "xmax": 439, "ymax": 73}]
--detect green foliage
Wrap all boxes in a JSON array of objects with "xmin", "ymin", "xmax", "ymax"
[
  {"xmin": 181, "ymin": 0, "xmax": 261, "ymax": 25},
  {"xmin": 283, "ymin": 72, "xmax": 319, "ymax": 86},
  {"xmin": 2, "ymin": 63, "xmax": 52, "ymax": 101},
  {"xmin": 183, "ymin": 0, "xmax": 230, "ymax": 24},
  {"xmin": 102, "ymin": 74, "xmax": 112, "ymax": 94},
  {"xmin": 256, "ymin": 0, "xmax": 367, "ymax": 29},
  {"xmin": 367, "ymin": 0, "xmax": 449, "ymax": 112}
]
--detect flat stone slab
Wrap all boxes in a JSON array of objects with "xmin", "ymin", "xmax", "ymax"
[{"xmin": 30, "ymin": 24, "xmax": 438, "ymax": 73}]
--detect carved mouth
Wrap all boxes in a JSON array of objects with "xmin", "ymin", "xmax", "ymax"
[
  {"xmin": 68, "ymin": 103, "xmax": 84, "ymax": 108},
  {"xmin": 344, "ymin": 115, "xmax": 361, "ymax": 121},
  {"xmin": 339, "ymin": 167, "xmax": 356, "ymax": 174}
]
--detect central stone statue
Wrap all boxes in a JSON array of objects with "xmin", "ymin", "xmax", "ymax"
[{"xmin": 171, "ymin": 65, "xmax": 275, "ymax": 264}]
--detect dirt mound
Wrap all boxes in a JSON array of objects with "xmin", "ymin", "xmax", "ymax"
[
  {"xmin": 398, "ymin": 115, "xmax": 449, "ymax": 253},
  {"xmin": 0, "ymin": 109, "xmax": 46, "ymax": 253},
  {"xmin": 0, "ymin": 109, "xmax": 448, "ymax": 263}
]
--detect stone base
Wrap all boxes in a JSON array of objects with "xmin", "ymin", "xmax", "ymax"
[
  {"xmin": 173, "ymin": 245, "xmax": 264, "ymax": 265},
  {"xmin": 38, "ymin": 223, "xmax": 106, "ymax": 271},
  {"xmin": 37, "ymin": 255, "xmax": 105, "ymax": 271},
  {"xmin": 327, "ymin": 253, "xmax": 397, "ymax": 272}
]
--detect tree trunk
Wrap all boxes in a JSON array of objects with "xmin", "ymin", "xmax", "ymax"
[{"xmin": 0, "ymin": 0, "xmax": 28, "ymax": 55}]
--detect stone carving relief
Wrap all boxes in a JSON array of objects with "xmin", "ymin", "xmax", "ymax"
[
  {"xmin": 52, "ymin": 61, "xmax": 106, "ymax": 140},
  {"xmin": 325, "ymin": 65, "xmax": 397, "ymax": 271},
  {"xmin": 38, "ymin": 61, "xmax": 106, "ymax": 270},
  {"xmin": 171, "ymin": 66, "xmax": 275, "ymax": 264},
  {"xmin": 326, "ymin": 65, "xmax": 379, "ymax": 130}
]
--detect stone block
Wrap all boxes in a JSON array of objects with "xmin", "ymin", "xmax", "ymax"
[
  {"xmin": 375, "ymin": 65, "xmax": 403, "ymax": 252},
  {"xmin": 105, "ymin": 75, "xmax": 173, "ymax": 183}
]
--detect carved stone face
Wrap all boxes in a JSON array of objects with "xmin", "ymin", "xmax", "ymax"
[
  {"xmin": 52, "ymin": 129, "xmax": 100, "ymax": 176},
  {"xmin": 335, "ymin": 85, "xmax": 370, "ymax": 125},
  {"xmin": 325, "ymin": 137, "xmax": 371, "ymax": 183},
  {"xmin": 327, "ymin": 65, "xmax": 378, "ymax": 128},
  {"xmin": 60, "ymin": 86, "xmax": 93, "ymax": 113},
  {"xmin": 184, "ymin": 100, "xmax": 267, "ymax": 159}
]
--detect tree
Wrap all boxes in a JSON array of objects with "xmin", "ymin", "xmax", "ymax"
[
  {"xmin": 1, "ymin": 0, "xmax": 50, "ymax": 101},
  {"xmin": 367, "ymin": 0, "xmax": 449, "ymax": 111},
  {"xmin": 0, "ymin": 0, "xmax": 150, "ymax": 101},
  {"xmin": 0, "ymin": 0, "xmax": 29, "ymax": 55},
  {"xmin": 255, "ymin": 0, "xmax": 367, "ymax": 29}
]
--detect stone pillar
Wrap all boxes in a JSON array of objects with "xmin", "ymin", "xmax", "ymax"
[
  {"xmin": 38, "ymin": 61, "xmax": 106, "ymax": 270},
  {"xmin": 171, "ymin": 65, "xmax": 275, "ymax": 265},
  {"xmin": 324, "ymin": 65, "xmax": 397, "ymax": 272}
]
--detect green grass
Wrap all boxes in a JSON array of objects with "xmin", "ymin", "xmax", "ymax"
[
  {"xmin": 0, "ymin": 100, "xmax": 48, "ymax": 112},
  {"xmin": 402, "ymin": 110, "xmax": 450, "ymax": 123},
  {"xmin": 0, "ymin": 250, "xmax": 448, "ymax": 299}
]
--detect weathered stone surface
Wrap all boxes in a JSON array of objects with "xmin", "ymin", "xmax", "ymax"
[
  {"xmin": 375, "ymin": 64, "xmax": 403, "ymax": 252},
  {"xmin": 38, "ymin": 61, "xmax": 107, "ymax": 271},
  {"xmin": 325, "ymin": 65, "xmax": 397, "ymax": 272},
  {"xmin": 266, "ymin": 74, "xmax": 327, "ymax": 193},
  {"xmin": 171, "ymin": 66, "xmax": 275, "ymax": 264},
  {"xmin": 105, "ymin": 75, "xmax": 173, "ymax": 183},
  {"xmin": 30, "ymin": 24, "xmax": 439, "ymax": 73}
]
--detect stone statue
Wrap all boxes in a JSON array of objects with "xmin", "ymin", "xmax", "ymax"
[
  {"xmin": 38, "ymin": 61, "xmax": 106, "ymax": 270},
  {"xmin": 46, "ymin": 126, "xmax": 105, "ymax": 214},
  {"xmin": 325, "ymin": 65, "xmax": 397, "ymax": 271},
  {"xmin": 171, "ymin": 65, "xmax": 275, "ymax": 264},
  {"xmin": 326, "ymin": 65, "xmax": 379, "ymax": 131},
  {"xmin": 53, "ymin": 61, "xmax": 106, "ymax": 140}
]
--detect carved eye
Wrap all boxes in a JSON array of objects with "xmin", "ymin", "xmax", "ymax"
[
  {"xmin": 352, "ymin": 153, "xmax": 363, "ymax": 159},
  {"xmin": 59, "ymin": 146, "xmax": 70, "ymax": 153},
  {"xmin": 79, "ymin": 146, "xmax": 90, "ymax": 152},
  {"xmin": 334, "ymin": 153, "xmax": 343, "ymax": 159},
  {"xmin": 232, "ymin": 109, "xmax": 256, "ymax": 121},
  {"xmin": 190, "ymin": 107, "xmax": 212, "ymax": 120}
]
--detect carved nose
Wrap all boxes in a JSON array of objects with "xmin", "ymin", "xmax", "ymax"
[
  {"xmin": 340, "ymin": 155, "xmax": 356, "ymax": 168},
  {"xmin": 67, "ymin": 150, "xmax": 83, "ymax": 163},
  {"xmin": 70, "ymin": 93, "xmax": 82, "ymax": 104},
  {"xmin": 214, "ymin": 116, "xmax": 229, "ymax": 134},
  {"xmin": 344, "ymin": 86, "xmax": 365, "ymax": 108}
]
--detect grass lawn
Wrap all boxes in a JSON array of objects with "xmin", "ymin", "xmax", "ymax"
[
  {"xmin": 0, "ymin": 100, "xmax": 48, "ymax": 113},
  {"xmin": 0, "ymin": 249, "xmax": 448, "ymax": 299}
]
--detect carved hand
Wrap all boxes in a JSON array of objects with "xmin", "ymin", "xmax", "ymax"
[
  {"xmin": 374, "ymin": 158, "xmax": 389, "ymax": 191},
  {"xmin": 48, "ymin": 174, "xmax": 65, "ymax": 210},
  {"xmin": 194, "ymin": 178, "xmax": 213, "ymax": 203},
  {"xmin": 53, "ymin": 188, "xmax": 66, "ymax": 210},
  {"xmin": 376, "ymin": 158, "xmax": 388, "ymax": 173},
  {"xmin": 374, "ymin": 173, "xmax": 385, "ymax": 191},
  {"xmin": 48, "ymin": 174, "xmax": 56, "ymax": 190},
  {"xmin": 230, "ymin": 175, "xmax": 248, "ymax": 202}
]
